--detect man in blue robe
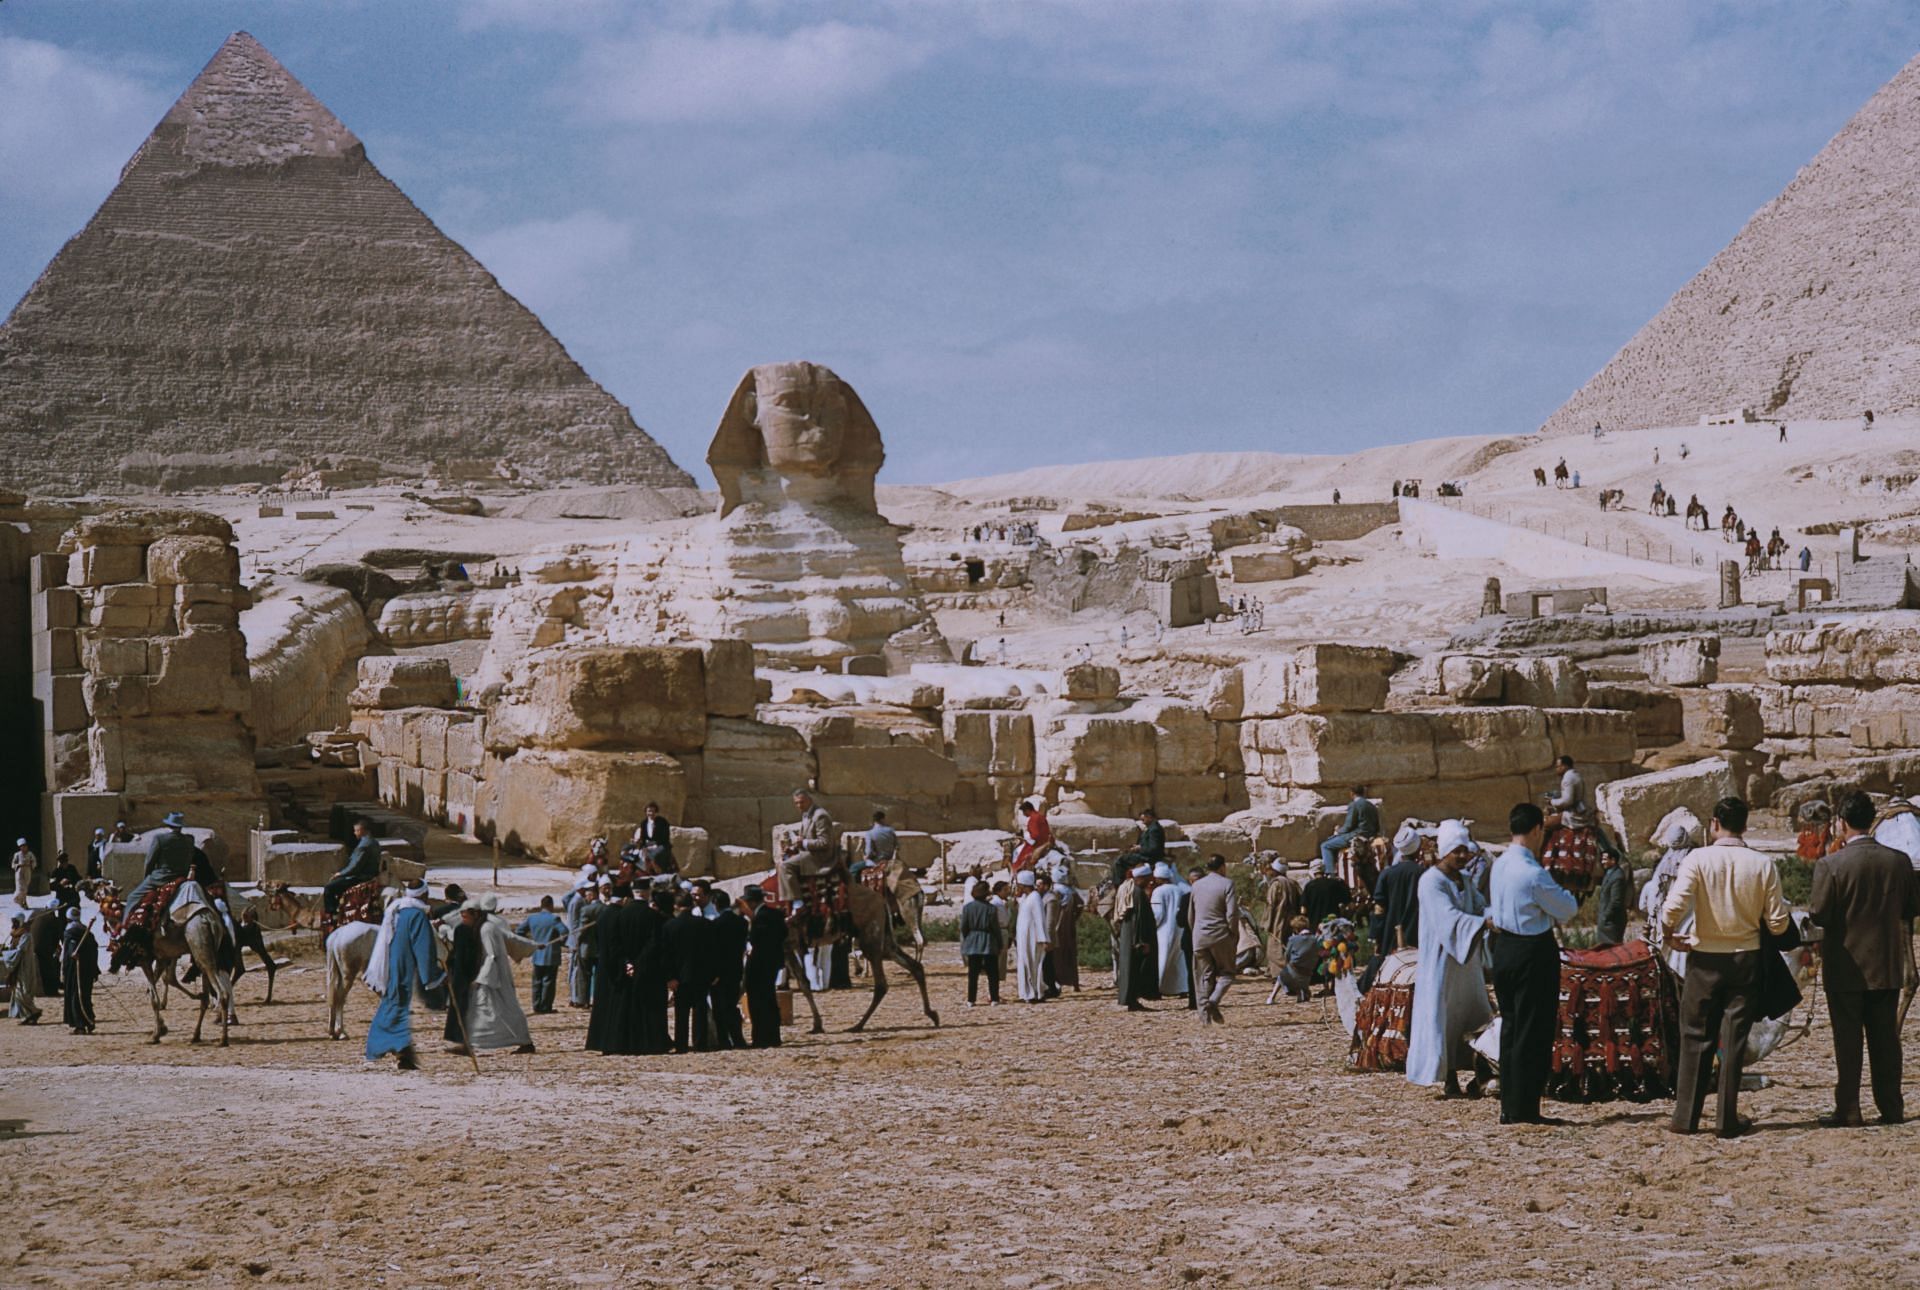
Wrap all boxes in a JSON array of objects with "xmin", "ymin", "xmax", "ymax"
[
  {"xmin": 1405, "ymin": 820, "xmax": 1493, "ymax": 1098},
  {"xmin": 365, "ymin": 886, "xmax": 444, "ymax": 1071}
]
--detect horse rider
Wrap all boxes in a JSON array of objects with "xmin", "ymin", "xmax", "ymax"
[
  {"xmin": 122, "ymin": 811, "xmax": 196, "ymax": 917},
  {"xmin": 780, "ymin": 790, "xmax": 840, "ymax": 911}
]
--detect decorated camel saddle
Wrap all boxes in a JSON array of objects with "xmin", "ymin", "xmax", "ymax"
[
  {"xmin": 321, "ymin": 879, "xmax": 385, "ymax": 936},
  {"xmin": 105, "ymin": 877, "xmax": 187, "ymax": 966},
  {"xmin": 778, "ymin": 868, "xmax": 855, "ymax": 941},
  {"xmin": 1548, "ymin": 939, "xmax": 1677, "ymax": 1102},
  {"xmin": 1540, "ymin": 825, "xmax": 1604, "ymax": 898},
  {"xmin": 1349, "ymin": 947, "xmax": 1418, "ymax": 1073}
]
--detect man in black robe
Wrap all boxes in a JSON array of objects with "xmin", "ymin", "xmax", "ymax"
[
  {"xmin": 1359, "ymin": 833, "xmax": 1424, "ymax": 991},
  {"xmin": 585, "ymin": 884, "xmax": 630, "ymax": 1054},
  {"xmin": 444, "ymin": 904, "xmax": 484, "ymax": 1054},
  {"xmin": 707, "ymin": 894, "xmax": 750, "ymax": 1050},
  {"xmin": 1114, "ymin": 863, "xmax": 1156, "ymax": 1011},
  {"xmin": 60, "ymin": 908, "xmax": 98, "ymax": 1034},
  {"xmin": 743, "ymin": 886, "xmax": 787, "ymax": 1048},
  {"xmin": 1301, "ymin": 860, "xmax": 1352, "ymax": 928},
  {"xmin": 49, "ymin": 853, "xmax": 82, "ymax": 913}
]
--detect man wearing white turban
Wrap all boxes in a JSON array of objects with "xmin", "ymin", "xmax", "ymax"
[
  {"xmin": 1014, "ymin": 871, "xmax": 1051, "ymax": 1003},
  {"xmin": 1113, "ymin": 862, "xmax": 1156, "ymax": 1010},
  {"xmin": 1150, "ymin": 862, "xmax": 1188, "ymax": 999},
  {"xmin": 1405, "ymin": 820, "xmax": 1492, "ymax": 1097}
]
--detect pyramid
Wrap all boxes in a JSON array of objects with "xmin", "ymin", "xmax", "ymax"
[
  {"xmin": 1540, "ymin": 53, "xmax": 1920, "ymax": 436},
  {"xmin": 0, "ymin": 32, "xmax": 694, "ymax": 493}
]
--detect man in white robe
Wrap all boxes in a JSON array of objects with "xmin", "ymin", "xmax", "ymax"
[
  {"xmin": 1014, "ymin": 871, "xmax": 1051, "ymax": 1003},
  {"xmin": 1405, "ymin": 820, "xmax": 1493, "ymax": 1097},
  {"xmin": 1150, "ymin": 862, "xmax": 1189, "ymax": 998},
  {"xmin": 466, "ymin": 902, "xmax": 535, "ymax": 1053}
]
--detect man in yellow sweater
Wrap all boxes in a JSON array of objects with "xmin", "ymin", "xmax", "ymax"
[{"xmin": 1660, "ymin": 796, "xmax": 1791, "ymax": 1138}]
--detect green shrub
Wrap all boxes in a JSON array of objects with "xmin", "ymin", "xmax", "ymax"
[
  {"xmin": 1775, "ymin": 854, "xmax": 1814, "ymax": 906},
  {"xmin": 1078, "ymin": 913, "xmax": 1113, "ymax": 971}
]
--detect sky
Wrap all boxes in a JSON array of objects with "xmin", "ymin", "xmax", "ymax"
[{"xmin": 2, "ymin": 1, "xmax": 1917, "ymax": 486}]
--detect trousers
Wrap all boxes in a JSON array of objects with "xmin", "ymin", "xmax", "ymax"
[
  {"xmin": 709, "ymin": 976, "xmax": 746, "ymax": 1050},
  {"xmin": 746, "ymin": 970, "xmax": 781, "ymax": 1048},
  {"xmin": 673, "ymin": 981, "xmax": 711, "ymax": 1052},
  {"xmin": 1827, "ymin": 987, "xmax": 1903, "ymax": 1121},
  {"xmin": 1491, "ymin": 930, "xmax": 1560, "ymax": 1123},
  {"xmin": 1672, "ymin": 950, "xmax": 1759, "ymax": 1135},
  {"xmin": 529, "ymin": 963, "xmax": 558, "ymax": 1014},
  {"xmin": 1193, "ymin": 938, "xmax": 1236, "ymax": 1014},
  {"xmin": 965, "ymin": 952, "xmax": 1001, "ymax": 1003},
  {"xmin": 322, "ymin": 872, "xmax": 363, "ymax": 915},
  {"xmin": 569, "ymin": 951, "xmax": 594, "ymax": 1006}
]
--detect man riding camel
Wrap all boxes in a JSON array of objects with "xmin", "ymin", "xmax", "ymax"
[
  {"xmin": 122, "ymin": 812, "xmax": 196, "ymax": 916},
  {"xmin": 780, "ymin": 790, "xmax": 840, "ymax": 911}
]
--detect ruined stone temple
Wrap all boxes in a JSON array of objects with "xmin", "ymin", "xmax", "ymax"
[
  {"xmin": 1541, "ymin": 51, "xmax": 1920, "ymax": 435},
  {"xmin": 0, "ymin": 31, "xmax": 692, "ymax": 494}
]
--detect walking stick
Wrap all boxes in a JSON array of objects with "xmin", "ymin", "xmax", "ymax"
[{"xmin": 444, "ymin": 980, "xmax": 483, "ymax": 1077}]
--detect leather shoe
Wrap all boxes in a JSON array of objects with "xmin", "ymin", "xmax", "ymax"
[
  {"xmin": 1717, "ymin": 1116, "xmax": 1755, "ymax": 1139},
  {"xmin": 1878, "ymin": 1111, "xmax": 1905, "ymax": 1126},
  {"xmin": 1818, "ymin": 1111, "xmax": 1864, "ymax": 1129}
]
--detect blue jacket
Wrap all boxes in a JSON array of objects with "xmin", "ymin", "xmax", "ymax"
[{"xmin": 514, "ymin": 910, "xmax": 567, "ymax": 968}]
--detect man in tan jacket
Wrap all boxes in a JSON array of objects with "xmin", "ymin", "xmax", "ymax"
[
  {"xmin": 1661, "ymin": 796, "xmax": 1791, "ymax": 1138},
  {"xmin": 1810, "ymin": 792, "xmax": 1920, "ymax": 1126}
]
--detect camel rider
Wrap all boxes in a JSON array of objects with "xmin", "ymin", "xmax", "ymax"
[
  {"xmin": 854, "ymin": 809, "xmax": 907, "ymax": 927},
  {"xmin": 1545, "ymin": 756, "xmax": 1622, "ymax": 861},
  {"xmin": 325, "ymin": 819, "xmax": 382, "ymax": 915},
  {"xmin": 123, "ymin": 812, "xmax": 196, "ymax": 918},
  {"xmin": 781, "ymin": 791, "xmax": 839, "ymax": 910}
]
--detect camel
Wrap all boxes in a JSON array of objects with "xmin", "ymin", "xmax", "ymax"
[
  {"xmin": 111, "ymin": 894, "xmax": 234, "ymax": 1046},
  {"xmin": 785, "ymin": 879, "xmax": 939, "ymax": 1034},
  {"xmin": 325, "ymin": 920, "xmax": 382, "ymax": 1040},
  {"xmin": 258, "ymin": 881, "xmax": 330, "ymax": 931}
]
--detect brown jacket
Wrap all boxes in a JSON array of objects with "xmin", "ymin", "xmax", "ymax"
[{"xmin": 1810, "ymin": 835, "xmax": 1920, "ymax": 993}]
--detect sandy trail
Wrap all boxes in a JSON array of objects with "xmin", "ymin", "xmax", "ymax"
[{"xmin": 4, "ymin": 938, "xmax": 1917, "ymax": 1288}]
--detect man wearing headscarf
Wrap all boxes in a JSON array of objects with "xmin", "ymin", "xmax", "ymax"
[
  {"xmin": 85, "ymin": 828, "xmax": 109, "ymax": 880},
  {"xmin": 1360, "ymin": 823, "xmax": 1425, "ymax": 991},
  {"xmin": 364, "ymin": 879, "xmax": 442, "ymax": 1070},
  {"xmin": 1150, "ymin": 862, "xmax": 1189, "ymax": 1000},
  {"xmin": 1261, "ymin": 859, "xmax": 1303, "ymax": 961},
  {"xmin": 466, "ymin": 898, "xmax": 536, "ymax": 1053},
  {"xmin": 1013, "ymin": 870, "xmax": 1051, "ymax": 1003},
  {"xmin": 4, "ymin": 913, "xmax": 43, "ymax": 1023},
  {"xmin": 1405, "ymin": 821, "xmax": 1492, "ymax": 1098},
  {"xmin": 1301, "ymin": 859, "xmax": 1351, "ymax": 929},
  {"xmin": 1112, "ymin": 863, "xmax": 1156, "ymax": 1010},
  {"xmin": 564, "ymin": 874, "xmax": 596, "ymax": 1009},
  {"xmin": 1048, "ymin": 863, "xmax": 1082, "ymax": 993},
  {"xmin": 60, "ymin": 907, "xmax": 99, "ymax": 1034}
]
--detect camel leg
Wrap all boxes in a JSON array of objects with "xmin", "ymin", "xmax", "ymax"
[
  {"xmin": 889, "ymin": 942, "xmax": 940, "ymax": 1028},
  {"xmin": 217, "ymin": 967, "xmax": 232, "ymax": 1047},
  {"xmin": 259, "ymin": 950, "xmax": 277, "ymax": 1004},
  {"xmin": 850, "ymin": 954, "xmax": 889, "ymax": 1033},
  {"xmin": 144, "ymin": 964, "xmax": 167, "ymax": 1043},
  {"xmin": 786, "ymin": 948, "xmax": 826, "ymax": 1034}
]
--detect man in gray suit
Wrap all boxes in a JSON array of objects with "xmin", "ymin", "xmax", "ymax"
[
  {"xmin": 1189, "ymin": 855, "xmax": 1241, "ymax": 1025},
  {"xmin": 780, "ymin": 791, "xmax": 839, "ymax": 910},
  {"xmin": 1810, "ymin": 792, "xmax": 1920, "ymax": 1127}
]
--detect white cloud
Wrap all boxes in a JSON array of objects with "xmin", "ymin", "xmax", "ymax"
[
  {"xmin": 463, "ymin": 210, "xmax": 636, "ymax": 315},
  {"xmin": 573, "ymin": 21, "xmax": 930, "ymax": 123},
  {"xmin": 0, "ymin": 37, "xmax": 167, "ymax": 208}
]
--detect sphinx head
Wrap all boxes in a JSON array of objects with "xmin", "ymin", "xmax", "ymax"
[{"xmin": 708, "ymin": 361, "xmax": 883, "ymax": 516}]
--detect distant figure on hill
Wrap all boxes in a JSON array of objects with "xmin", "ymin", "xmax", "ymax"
[
  {"xmin": 1332, "ymin": 488, "xmax": 1341, "ymax": 505},
  {"xmin": 1862, "ymin": 410, "xmax": 1875, "ymax": 432},
  {"xmin": 1778, "ymin": 422, "xmax": 1788, "ymax": 443},
  {"xmin": 1799, "ymin": 546, "xmax": 1813, "ymax": 573}
]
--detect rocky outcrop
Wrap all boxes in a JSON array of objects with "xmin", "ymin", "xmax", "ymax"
[{"xmin": 243, "ymin": 587, "xmax": 370, "ymax": 747}]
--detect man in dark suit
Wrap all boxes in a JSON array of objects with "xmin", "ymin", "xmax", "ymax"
[
  {"xmin": 1810, "ymin": 792, "xmax": 1920, "ymax": 1126},
  {"xmin": 663, "ymin": 892, "xmax": 713, "ymax": 1052},
  {"xmin": 707, "ymin": 894, "xmax": 750, "ymax": 1050},
  {"xmin": 744, "ymin": 886, "xmax": 787, "ymax": 1047}
]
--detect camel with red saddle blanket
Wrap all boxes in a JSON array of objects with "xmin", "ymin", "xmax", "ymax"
[
  {"xmin": 106, "ymin": 878, "xmax": 235, "ymax": 1047},
  {"xmin": 776, "ymin": 866, "xmax": 939, "ymax": 1034}
]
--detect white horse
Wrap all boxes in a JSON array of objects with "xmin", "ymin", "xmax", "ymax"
[{"xmin": 325, "ymin": 921, "xmax": 381, "ymax": 1040}]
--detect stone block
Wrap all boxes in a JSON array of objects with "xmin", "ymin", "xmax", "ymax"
[
  {"xmin": 943, "ymin": 709, "xmax": 1035, "ymax": 777},
  {"xmin": 1047, "ymin": 814, "xmax": 1186, "ymax": 852},
  {"xmin": 934, "ymin": 829, "xmax": 1019, "ymax": 873},
  {"xmin": 501, "ymin": 645, "xmax": 706, "ymax": 753},
  {"xmin": 1152, "ymin": 773, "xmax": 1231, "ymax": 821},
  {"xmin": 1642, "ymin": 636, "xmax": 1720, "ymax": 687},
  {"xmin": 1203, "ymin": 665, "xmax": 1243, "ymax": 720},
  {"xmin": 816, "ymin": 744, "xmax": 958, "ymax": 798},
  {"xmin": 1037, "ymin": 715, "xmax": 1156, "ymax": 787},
  {"xmin": 256, "ymin": 841, "xmax": 348, "ymax": 886},
  {"xmin": 702, "ymin": 638, "xmax": 757, "ymax": 718},
  {"xmin": 30, "ymin": 551, "xmax": 66, "ymax": 595},
  {"xmin": 1060, "ymin": 663, "xmax": 1120, "ymax": 701},
  {"xmin": 39, "ymin": 671, "xmax": 88, "ymax": 731},
  {"xmin": 494, "ymin": 749, "xmax": 688, "ymax": 863},
  {"xmin": 117, "ymin": 716, "xmax": 258, "ymax": 799},
  {"xmin": 1504, "ymin": 656, "xmax": 1588, "ymax": 707},
  {"xmin": 1138, "ymin": 700, "xmax": 1215, "ymax": 776},
  {"xmin": 32, "ymin": 587, "xmax": 78, "ymax": 632},
  {"xmin": 1427, "ymin": 706, "xmax": 1553, "ymax": 780},
  {"xmin": 1596, "ymin": 758, "xmax": 1734, "ymax": 851},
  {"xmin": 1224, "ymin": 810, "xmax": 1324, "ymax": 859},
  {"xmin": 712, "ymin": 845, "xmax": 773, "ymax": 880},
  {"xmin": 146, "ymin": 630, "xmax": 250, "ymax": 715},
  {"xmin": 1543, "ymin": 708, "xmax": 1637, "ymax": 765},
  {"xmin": 67, "ymin": 543, "xmax": 144, "ymax": 587},
  {"xmin": 445, "ymin": 714, "xmax": 484, "ymax": 773},
  {"xmin": 1241, "ymin": 643, "xmax": 1395, "ymax": 717},
  {"xmin": 667, "ymin": 825, "xmax": 712, "ymax": 877},
  {"xmin": 32, "ymin": 626, "xmax": 78, "ymax": 675},
  {"xmin": 1766, "ymin": 614, "xmax": 1920, "ymax": 685},
  {"xmin": 1183, "ymin": 821, "xmax": 1255, "ymax": 867},
  {"xmin": 415, "ymin": 711, "xmax": 451, "ymax": 771},
  {"xmin": 1586, "ymin": 684, "xmax": 1685, "ymax": 745},
  {"xmin": 842, "ymin": 829, "xmax": 940, "ymax": 873},
  {"xmin": 1227, "ymin": 549, "xmax": 1297, "ymax": 582},
  {"xmin": 703, "ymin": 718, "xmax": 814, "ymax": 799},
  {"xmin": 146, "ymin": 535, "xmax": 239, "ymax": 586},
  {"xmin": 45, "ymin": 791, "xmax": 123, "ymax": 862},
  {"xmin": 351, "ymin": 656, "xmax": 457, "ymax": 710},
  {"xmin": 89, "ymin": 602, "xmax": 170, "ymax": 632},
  {"xmin": 1252, "ymin": 712, "xmax": 1436, "ymax": 787},
  {"xmin": 1679, "ymin": 686, "xmax": 1764, "ymax": 752}
]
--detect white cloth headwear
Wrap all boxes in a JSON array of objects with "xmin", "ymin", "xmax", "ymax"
[
  {"xmin": 1437, "ymin": 819, "xmax": 1473, "ymax": 857},
  {"xmin": 1308, "ymin": 859, "xmax": 1326, "ymax": 875},
  {"xmin": 1130, "ymin": 863, "xmax": 1151, "ymax": 878},
  {"xmin": 1393, "ymin": 821, "xmax": 1421, "ymax": 857},
  {"xmin": 364, "ymin": 885, "xmax": 429, "ymax": 995},
  {"xmin": 479, "ymin": 893, "xmax": 499, "ymax": 913},
  {"xmin": 581, "ymin": 863, "xmax": 599, "ymax": 879},
  {"xmin": 1152, "ymin": 862, "xmax": 1177, "ymax": 881},
  {"xmin": 1269, "ymin": 858, "xmax": 1287, "ymax": 874},
  {"xmin": 1015, "ymin": 870, "xmax": 1037, "ymax": 888}
]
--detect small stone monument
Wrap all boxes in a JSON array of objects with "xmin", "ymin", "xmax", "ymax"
[
  {"xmin": 1718, "ymin": 560, "xmax": 1741, "ymax": 609},
  {"xmin": 1481, "ymin": 576, "xmax": 1503, "ymax": 617}
]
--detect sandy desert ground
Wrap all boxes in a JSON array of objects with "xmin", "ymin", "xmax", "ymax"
[{"xmin": 4, "ymin": 932, "xmax": 1917, "ymax": 1289}]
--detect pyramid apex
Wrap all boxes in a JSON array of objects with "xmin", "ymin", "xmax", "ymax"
[{"xmin": 149, "ymin": 30, "xmax": 360, "ymax": 168}]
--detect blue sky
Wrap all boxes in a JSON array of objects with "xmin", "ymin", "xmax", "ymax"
[{"xmin": 2, "ymin": 1, "xmax": 1916, "ymax": 484}]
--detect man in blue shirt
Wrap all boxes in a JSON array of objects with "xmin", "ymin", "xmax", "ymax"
[
  {"xmin": 1490, "ymin": 801, "xmax": 1579, "ymax": 1126},
  {"xmin": 514, "ymin": 895, "xmax": 568, "ymax": 1015}
]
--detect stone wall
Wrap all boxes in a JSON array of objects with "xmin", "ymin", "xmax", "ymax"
[{"xmin": 1267, "ymin": 502, "xmax": 1400, "ymax": 542}]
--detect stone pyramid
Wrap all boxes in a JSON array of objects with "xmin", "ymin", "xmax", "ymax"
[
  {"xmin": 0, "ymin": 32, "xmax": 693, "ymax": 494},
  {"xmin": 1540, "ymin": 53, "xmax": 1920, "ymax": 436}
]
